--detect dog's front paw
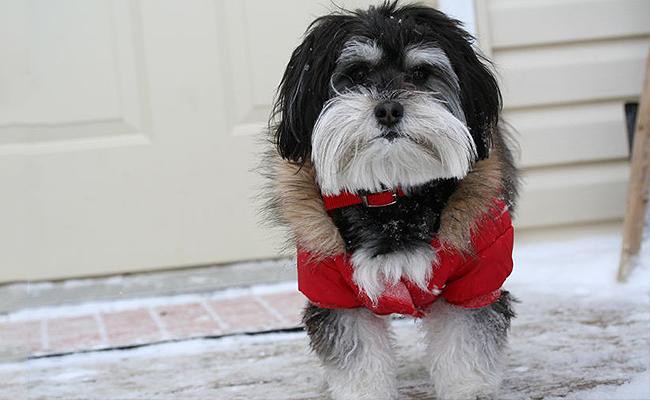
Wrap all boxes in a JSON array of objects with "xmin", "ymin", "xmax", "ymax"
[
  {"xmin": 422, "ymin": 298, "xmax": 513, "ymax": 400},
  {"xmin": 325, "ymin": 366, "xmax": 398, "ymax": 400},
  {"xmin": 429, "ymin": 364, "xmax": 501, "ymax": 400}
]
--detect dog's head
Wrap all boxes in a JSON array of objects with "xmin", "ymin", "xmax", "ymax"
[{"xmin": 272, "ymin": 2, "xmax": 501, "ymax": 195}]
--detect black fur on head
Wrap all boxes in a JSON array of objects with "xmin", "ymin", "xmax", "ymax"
[{"xmin": 271, "ymin": 1, "xmax": 502, "ymax": 164}]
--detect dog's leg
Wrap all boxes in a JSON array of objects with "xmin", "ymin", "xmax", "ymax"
[
  {"xmin": 303, "ymin": 303, "xmax": 398, "ymax": 400},
  {"xmin": 421, "ymin": 292, "xmax": 515, "ymax": 400}
]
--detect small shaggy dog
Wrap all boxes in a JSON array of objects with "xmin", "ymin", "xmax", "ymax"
[{"xmin": 263, "ymin": 2, "xmax": 520, "ymax": 399}]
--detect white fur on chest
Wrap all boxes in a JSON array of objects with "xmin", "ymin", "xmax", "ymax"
[{"xmin": 350, "ymin": 246, "xmax": 437, "ymax": 303}]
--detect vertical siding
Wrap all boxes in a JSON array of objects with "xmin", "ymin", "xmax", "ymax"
[{"xmin": 477, "ymin": 0, "xmax": 650, "ymax": 228}]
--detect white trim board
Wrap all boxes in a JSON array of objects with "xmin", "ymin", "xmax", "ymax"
[{"xmin": 437, "ymin": 0, "xmax": 476, "ymax": 36}]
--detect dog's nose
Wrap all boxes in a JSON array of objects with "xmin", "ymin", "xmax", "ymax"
[{"xmin": 374, "ymin": 101, "xmax": 404, "ymax": 127}]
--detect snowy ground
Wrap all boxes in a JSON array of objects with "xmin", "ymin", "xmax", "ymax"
[{"xmin": 1, "ymin": 230, "xmax": 649, "ymax": 400}]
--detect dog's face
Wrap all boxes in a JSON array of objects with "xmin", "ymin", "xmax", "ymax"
[{"xmin": 272, "ymin": 2, "xmax": 501, "ymax": 195}]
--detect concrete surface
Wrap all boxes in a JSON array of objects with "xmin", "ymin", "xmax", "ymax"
[{"xmin": 2, "ymin": 290, "xmax": 648, "ymax": 400}]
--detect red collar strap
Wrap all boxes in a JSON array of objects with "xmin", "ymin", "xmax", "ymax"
[{"xmin": 322, "ymin": 188, "xmax": 407, "ymax": 211}]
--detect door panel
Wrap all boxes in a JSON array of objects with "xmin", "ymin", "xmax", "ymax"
[{"xmin": 0, "ymin": 0, "xmax": 149, "ymax": 151}]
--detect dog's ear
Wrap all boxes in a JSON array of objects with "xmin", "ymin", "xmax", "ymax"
[
  {"xmin": 271, "ymin": 15, "xmax": 351, "ymax": 163},
  {"xmin": 398, "ymin": 6, "xmax": 502, "ymax": 160},
  {"xmin": 449, "ymin": 35, "xmax": 502, "ymax": 161}
]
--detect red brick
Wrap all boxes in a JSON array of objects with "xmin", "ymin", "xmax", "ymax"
[
  {"xmin": 47, "ymin": 315, "xmax": 102, "ymax": 353},
  {"xmin": 260, "ymin": 291, "xmax": 307, "ymax": 327},
  {"xmin": 154, "ymin": 303, "xmax": 222, "ymax": 339},
  {"xmin": 102, "ymin": 308, "xmax": 162, "ymax": 347},
  {"xmin": 0, "ymin": 320, "xmax": 42, "ymax": 356},
  {"xmin": 209, "ymin": 297, "xmax": 283, "ymax": 333}
]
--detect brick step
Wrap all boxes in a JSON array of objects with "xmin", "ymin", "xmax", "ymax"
[{"xmin": 0, "ymin": 282, "xmax": 306, "ymax": 360}]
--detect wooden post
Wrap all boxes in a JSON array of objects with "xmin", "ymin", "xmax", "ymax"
[{"xmin": 618, "ymin": 53, "xmax": 650, "ymax": 282}]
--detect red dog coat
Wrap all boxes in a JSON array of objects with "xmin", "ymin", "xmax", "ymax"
[{"xmin": 297, "ymin": 199, "xmax": 514, "ymax": 317}]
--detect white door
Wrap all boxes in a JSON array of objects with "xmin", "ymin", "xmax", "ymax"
[{"xmin": 1, "ymin": 0, "xmax": 398, "ymax": 282}]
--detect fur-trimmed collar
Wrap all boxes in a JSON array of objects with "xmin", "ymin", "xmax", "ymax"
[{"xmin": 265, "ymin": 149, "xmax": 507, "ymax": 257}]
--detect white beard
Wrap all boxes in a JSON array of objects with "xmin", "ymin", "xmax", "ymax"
[
  {"xmin": 311, "ymin": 89, "xmax": 476, "ymax": 196},
  {"xmin": 351, "ymin": 246, "xmax": 438, "ymax": 303}
]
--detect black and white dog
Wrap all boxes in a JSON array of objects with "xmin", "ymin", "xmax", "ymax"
[{"xmin": 264, "ymin": 2, "xmax": 520, "ymax": 399}]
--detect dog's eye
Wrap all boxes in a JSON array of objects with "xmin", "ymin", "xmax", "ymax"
[
  {"xmin": 348, "ymin": 65, "xmax": 370, "ymax": 83},
  {"xmin": 411, "ymin": 67, "xmax": 429, "ymax": 82}
]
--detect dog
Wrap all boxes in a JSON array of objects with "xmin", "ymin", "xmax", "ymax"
[{"xmin": 262, "ymin": 2, "xmax": 520, "ymax": 399}]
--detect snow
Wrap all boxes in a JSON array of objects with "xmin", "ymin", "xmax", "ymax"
[
  {"xmin": 1, "ymin": 228, "xmax": 649, "ymax": 399},
  {"xmin": 511, "ymin": 230, "xmax": 649, "ymax": 294},
  {"xmin": 567, "ymin": 371, "xmax": 650, "ymax": 400}
]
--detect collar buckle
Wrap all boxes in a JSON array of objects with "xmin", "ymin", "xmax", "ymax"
[{"xmin": 361, "ymin": 190, "xmax": 399, "ymax": 208}]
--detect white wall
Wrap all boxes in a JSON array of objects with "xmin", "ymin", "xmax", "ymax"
[{"xmin": 476, "ymin": 0, "xmax": 650, "ymax": 228}]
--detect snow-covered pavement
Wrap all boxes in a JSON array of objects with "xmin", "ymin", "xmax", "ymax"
[{"xmin": 1, "ymin": 229, "xmax": 649, "ymax": 400}]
